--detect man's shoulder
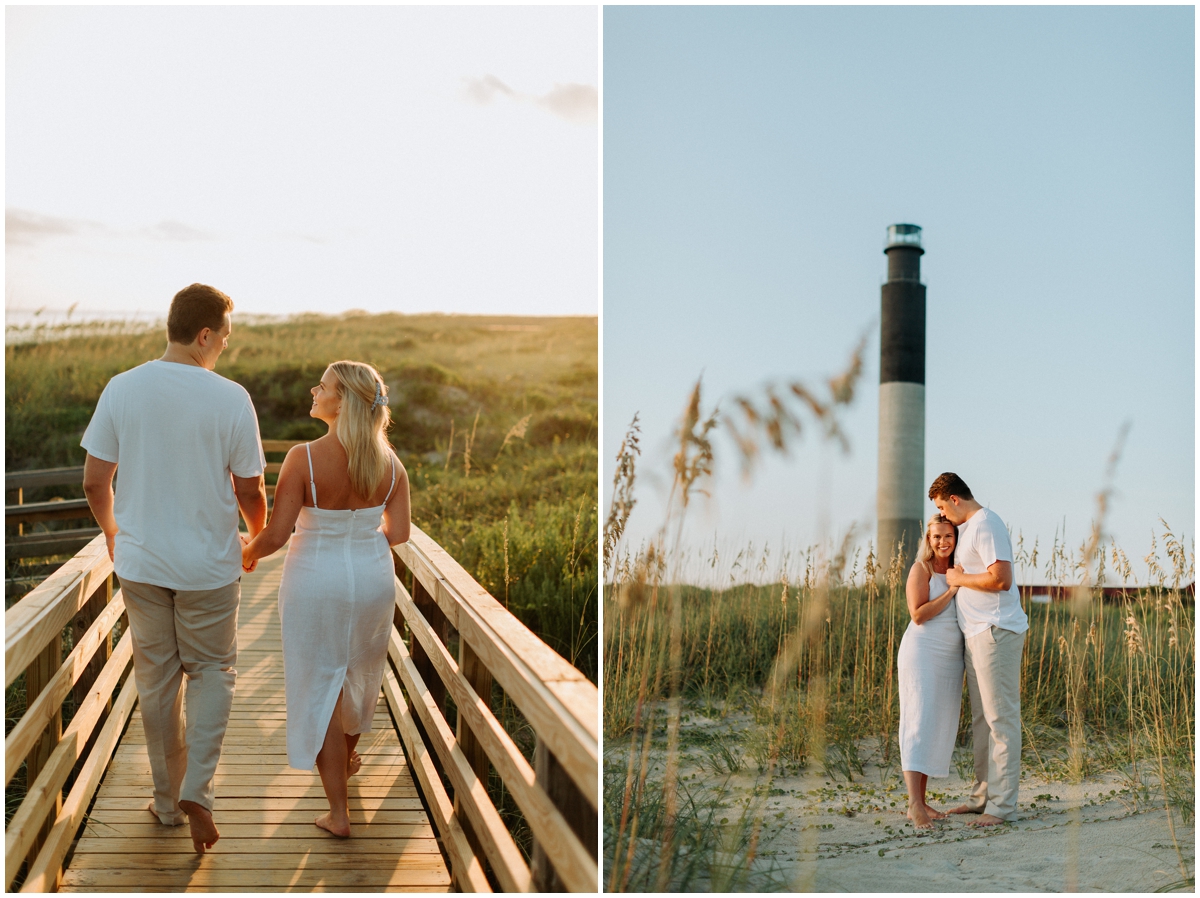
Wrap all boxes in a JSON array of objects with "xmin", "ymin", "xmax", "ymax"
[
  {"xmin": 978, "ymin": 507, "xmax": 1008, "ymax": 533},
  {"xmin": 205, "ymin": 371, "xmax": 254, "ymax": 404},
  {"xmin": 105, "ymin": 360, "xmax": 157, "ymax": 386}
]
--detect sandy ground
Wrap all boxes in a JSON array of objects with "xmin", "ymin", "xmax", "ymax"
[
  {"xmin": 756, "ymin": 770, "xmax": 1193, "ymax": 892},
  {"xmin": 608, "ymin": 705, "xmax": 1195, "ymax": 892}
]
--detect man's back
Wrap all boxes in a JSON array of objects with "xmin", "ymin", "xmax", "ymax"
[{"xmin": 81, "ymin": 360, "xmax": 264, "ymax": 590}]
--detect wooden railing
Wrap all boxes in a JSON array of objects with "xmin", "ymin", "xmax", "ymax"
[
  {"xmin": 260, "ymin": 438, "xmax": 300, "ymax": 499},
  {"xmin": 4, "ymin": 535, "xmax": 134, "ymax": 892},
  {"xmin": 389, "ymin": 527, "xmax": 598, "ymax": 892},
  {"xmin": 5, "ymin": 441, "xmax": 301, "ymax": 561},
  {"xmin": 4, "ymin": 511, "xmax": 598, "ymax": 891}
]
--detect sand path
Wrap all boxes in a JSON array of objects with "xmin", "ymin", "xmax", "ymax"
[{"xmin": 609, "ymin": 706, "xmax": 1195, "ymax": 892}]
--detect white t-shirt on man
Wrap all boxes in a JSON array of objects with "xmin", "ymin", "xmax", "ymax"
[
  {"xmin": 81, "ymin": 360, "xmax": 265, "ymax": 591},
  {"xmin": 954, "ymin": 507, "xmax": 1029, "ymax": 639}
]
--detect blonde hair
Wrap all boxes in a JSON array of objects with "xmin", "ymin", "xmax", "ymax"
[
  {"xmin": 917, "ymin": 513, "xmax": 957, "ymax": 568},
  {"xmin": 328, "ymin": 361, "xmax": 392, "ymax": 499}
]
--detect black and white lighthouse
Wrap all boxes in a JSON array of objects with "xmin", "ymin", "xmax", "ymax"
[{"xmin": 877, "ymin": 223, "xmax": 925, "ymax": 568}]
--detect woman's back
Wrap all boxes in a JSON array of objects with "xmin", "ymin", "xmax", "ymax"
[{"xmin": 302, "ymin": 434, "xmax": 394, "ymax": 510}]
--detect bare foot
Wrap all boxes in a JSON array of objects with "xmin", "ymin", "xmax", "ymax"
[
  {"xmin": 968, "ymin": 813, "xmax": 1007, "ymax": 827},
  {"xmin": 947, "ymin": 804, "xmax": 980, "ymax": 815},
  {"xmin": 907, "ymin": 804, "xmax": 933, "ymax": 829},
  {"xmin": 924, "ymin": 803, "xmax": 947, "ymax": 820},
  {"xmin": 347, "ymin": 750, "xmax": 362, "ymax": 778},
  {"xmin": 178, "ymin": 800, "xmax": 219, "ymax": 854},
  {"xmin": 314, "ymin": 811, "xmax": 351, "ymax": 838}
]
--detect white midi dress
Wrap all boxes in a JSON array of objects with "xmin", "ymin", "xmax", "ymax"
[
  {"xmin": 897, "ymin": 571, "xmax": 965, "ymax": 777},
  {"xmin": 277, "ymin": 444, "xmax": 397, "ymax": 771}
]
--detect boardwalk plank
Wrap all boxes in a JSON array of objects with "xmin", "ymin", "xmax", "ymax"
[
  {"xmin": 88, "ymin": 809, "xmax": 430, "ymax": 824},
  {"xmin": 81, "ymin": 822, "xmax": 436, "ymax": 839},
  {"xmin": 57, "ymin": 869, "xmax": 450, "ymax": 890},
  {"xmin": 66, "ymin": 852, "xmax": 451, "ymax": 870},
  {"xmin": 59, "ymin": 547, "xmax": 450, "ymax": 893}
]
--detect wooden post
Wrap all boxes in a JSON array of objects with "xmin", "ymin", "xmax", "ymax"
[
  {"xmin": 532, "ymin": 740, "xmax": 597, "ymax": 892},
  {"xmin": 73, "ymin": 575, "xmax": 113, "ymax": 710},
  {"xmin": 25, "ymin": 633, "xmax": 64, "ymax": 868},
  {"xmin": 410, "ymin": 577, "xmax": 447, "ymax": 716},
  {"xmin": 454, "ymin": 639, "xmax": 494, "ymax": 871}
]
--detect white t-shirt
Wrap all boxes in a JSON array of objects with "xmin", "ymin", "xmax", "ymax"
[
  {"xmin": 81, "ymin": 360, "xmax": 265, "ymax": 590},
  {"xmin": 954, "ymin": 507, "xmax": 1029, "ymax": 638}
]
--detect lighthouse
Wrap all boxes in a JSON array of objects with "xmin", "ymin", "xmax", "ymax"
[{"xmin": 877, "ymin": 223, "xmax": 926, "ymax": 569}]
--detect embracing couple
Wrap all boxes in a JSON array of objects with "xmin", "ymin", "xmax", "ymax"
[
  {"xmin": 895, "ymin": 472, "xmax": 1028, "ymax": 829},
  {"xmin": 81, "ymin": 284, "xmax": 410, "ymax": 852}
]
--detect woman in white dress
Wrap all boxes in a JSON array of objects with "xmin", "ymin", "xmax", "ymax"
[
  {"xmin": 897, "ymin": 514, "xmax": 964, "ymax": 829},
  {"xmin": 242, "ymin": 361, "xmax": 410, "ymax": 838}
]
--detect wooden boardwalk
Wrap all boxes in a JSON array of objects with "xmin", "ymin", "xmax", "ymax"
[{"xmin": 58, "ymin": 547, "xmax": 452, "ymax": 892}]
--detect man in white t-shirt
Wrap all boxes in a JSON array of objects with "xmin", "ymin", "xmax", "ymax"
[
  {"xmin": 929, "ymin": 472, "xmax": 1028, "ymax": 827},
  {"xmin": 82, "ymin": 284, "xmax": 267, "ymax": 854}
]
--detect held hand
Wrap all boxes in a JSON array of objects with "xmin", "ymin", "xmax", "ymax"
[
  {"xmin": 104, "ymin": 530, "xmax": 117, "ymax": 563},
  {"xmin": 241, "ymin": 537, "xmax": 258, "ymax": 573},
  {"xmin": 944, "ymin": 564, "xmax": 965, "ymax": 587}
]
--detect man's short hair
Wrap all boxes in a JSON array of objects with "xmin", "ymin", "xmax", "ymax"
[
  {"xmin": 167, "ymin": 284, "xmax": 233, "ymax": 344},
  {"xmin": 928, "ymin": 472, "xmax": 974, "ymax": 502}
]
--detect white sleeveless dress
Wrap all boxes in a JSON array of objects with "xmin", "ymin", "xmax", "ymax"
[
  {"xmin": 277, "ymin": 444, "xmax": 397, "ymax": 771},
  {"xmin": 897, "ymin": 571, "xmax": 965, "ymax": 777}
]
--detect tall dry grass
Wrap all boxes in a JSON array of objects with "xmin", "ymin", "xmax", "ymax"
[{"xmin": 602, "ymin": 353, "xmax": 1194, "ymax": 891}]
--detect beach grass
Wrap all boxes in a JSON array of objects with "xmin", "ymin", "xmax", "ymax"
[{"xmin": 602, "ymin": 365, "xmax": 1194, "ymax": 890}]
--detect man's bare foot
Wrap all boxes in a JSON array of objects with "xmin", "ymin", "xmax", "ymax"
[
  {"xmin": 178, "ymin": 800, "xmax": 220, "ymax": 853},
  {"xmin": 924, "ymin": 803, "xmax": 947, "ymax": 820},
  {"xmin": 968, "ymin": 813, "xmax": 1006, "ymax": 827},
  {"xmin": 347, "ymin": 750, "xmax": 362, "ymax": 778},
  {"xmin": 947, "ymin": 804, "xmax": 980, "ymax": 815},
  {"xmin": 314, "ymin": 811, "xmax": 351, "ymax": 838},
  {"xmin": 907, "ymin": 804, "xmax": 933, "ymax": 829}
]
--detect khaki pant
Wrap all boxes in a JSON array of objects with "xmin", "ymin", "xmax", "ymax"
[
  {"xmin": 963, "ymin": 625, "xmax": 1025, "ymax": 820},
  {"xmin": 121, "ymin": 577, "xmax": 239, "ymax": 823}
]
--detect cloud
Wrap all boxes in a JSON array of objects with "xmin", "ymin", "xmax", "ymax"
[
  {"xmin": 463, "ymin": 74, "xmax": 517, "ymax": 106},
  {"xmin": 6, "ymin": 208, "xmax": 219, "ymax": 247},
  {"xmin": 535, "ymin": 83, "xmax": 597, "ymax": 125},
  {"xmin": 461, "ymin": 75, "xmax": 597, "ymax": 124},
  {"xmin": 6, "ymin": 208, "xmax": 105, "ymax": 246}
]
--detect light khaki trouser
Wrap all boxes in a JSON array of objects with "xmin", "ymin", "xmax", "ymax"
[
  {"xmin": 963, "ymin": 625, "xmax": 1025, "ymax": 820},
  {"xmin": 121, "ymin": 577, "xmax": 239, "ymax": 823}
]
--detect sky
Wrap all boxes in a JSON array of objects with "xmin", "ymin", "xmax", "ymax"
[
  {"xmin": 6, "ymin": 6, "xmax": 598, "ymax": 321},
  {"xmin": 603, "ymin": 6, "xmax": 1195, "ymax": 584}
]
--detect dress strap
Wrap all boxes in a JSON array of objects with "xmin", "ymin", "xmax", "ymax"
[
  {"xmin": 382, "ymin": 453, "xmax": 397, "ymax": 504},
  {"xmin": 305, "ymin": 442, "xmax": 318, "ymax": 508}
]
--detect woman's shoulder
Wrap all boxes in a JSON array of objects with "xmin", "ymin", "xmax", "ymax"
[{"xmin": 909, "ymin": 559, "xmax": 932, "ymax": 579}]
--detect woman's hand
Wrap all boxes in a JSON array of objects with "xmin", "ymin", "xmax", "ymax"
[{"xmin": 241, "ymin": 534, "xmax": 258, "ymax": 573}]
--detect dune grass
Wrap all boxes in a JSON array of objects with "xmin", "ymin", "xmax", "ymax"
[
  {"xmin": 5, "ymin": 310, "xmax": 598, "ymax": 677},
  {"xmin": 601, "ymin": 363, "xmax": 1194, "ymax": 890}
]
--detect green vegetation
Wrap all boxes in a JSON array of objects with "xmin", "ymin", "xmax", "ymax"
[
  {"xmin": 6, "ymin": 311, "xmax": 598, "ymax": 680},
  {"xmin": 5, "ymin": 312, "xmax": 596, "ymax": 885}
]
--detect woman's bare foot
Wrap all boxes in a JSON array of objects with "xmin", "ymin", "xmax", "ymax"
[
  {"xmin": 968, "ymin": 813, "xmax": 1006, "ymax": 827},
  {"xmin": 347, "ymin": 750, "xmax": 362, "ymax": 778},
  {"xmin": 924, "ymin": 803, "xmax": 947, "ymax": 820},
  {"xmin": 906, "ymin": 804, "xmax": 933, "ymax": 829},
  {"xmin": 177, "ymin": 800, "xmax": 220, "ymax": 854},
  {"xmin": 314, "ymin": 811, "xmax": 351, "ymax": 838},
  {"xmin": 947, "ymin": 804, "xmax": 978, "ymax": 815}
]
